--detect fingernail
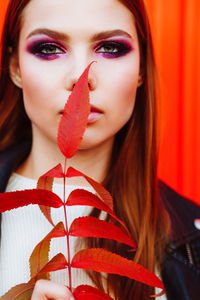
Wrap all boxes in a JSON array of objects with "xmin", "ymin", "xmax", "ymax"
[{"xmin": 70, "ymin": 297, "xmax": 75, "ymax": 300}]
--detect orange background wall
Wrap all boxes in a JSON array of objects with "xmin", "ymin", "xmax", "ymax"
[
  {"xmin": 145, "ymin": 0, "xmax": 200, "ymax": 204},
  {"xmin": 0, "ymin": 1, "xmax": 199, "ymax": 204},
  {"xmin": 0, "ymin": 1, "xmax": 7, "ymax": 34}
]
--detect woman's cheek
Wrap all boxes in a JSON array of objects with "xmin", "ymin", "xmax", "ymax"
[
  {"xmin": 108, "ymin": 65, "xmax": 139, "ymax": 102},
  {"xmin": 19, "ymin": 59, "xmax": 53, "ymax": 107}
]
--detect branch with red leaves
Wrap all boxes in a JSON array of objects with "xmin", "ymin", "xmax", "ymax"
[{"xmin": 0, "ymin": 63, "xmax": 165, "ymax": 299}]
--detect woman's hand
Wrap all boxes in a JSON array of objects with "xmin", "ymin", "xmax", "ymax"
[{"xmin": 31, "ymin": 280, "xmax": 75, "ymax": 300}]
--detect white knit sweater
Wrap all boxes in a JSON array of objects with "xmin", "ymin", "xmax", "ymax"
[
  {"xmin": 0, "ymin": 173, "xmax": 94, "ymax": 296},
  {"xmin": 0, "ymin": 173, "xmax": 166, "ymax": 299}
]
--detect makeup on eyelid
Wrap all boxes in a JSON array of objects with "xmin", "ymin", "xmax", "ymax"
[
  {"xmin": 26, "ymin": 37, "xmax": 67, "ymax": 60},
  {"xmin": 15, "ymin": 0, "xmax": 140, "ymax": 158},
  {"xmin": 95, "ymin": 39, "xmax": 133, "ymax": 58},
  {"xmin": 26, "ymin": 35, "xmax": 133, "ymax": 60}
]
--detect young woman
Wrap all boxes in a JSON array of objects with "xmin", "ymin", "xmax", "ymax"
[{"xmin": 0, "ymin": 0, "xmax": 200, "ymax": 299}]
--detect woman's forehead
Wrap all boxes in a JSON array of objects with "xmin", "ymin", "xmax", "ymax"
[{"xmin": 20, "ymin": 0, "xmax": 136, "ymax": 38}]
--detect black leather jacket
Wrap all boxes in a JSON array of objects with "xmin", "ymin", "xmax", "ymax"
[{"xmin": 0, "ymin": 141, "xmax": 200, "ymax": 300}]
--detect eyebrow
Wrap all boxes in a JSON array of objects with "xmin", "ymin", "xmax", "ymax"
[
  {"xmin": 27, "ymin": 28, "xmax": 69, "ymax": 41},
  {"xmin": 26, "ymin": 28, "xmax": 132, "ymax": 41},
  {"xmin": 91, "ymin": 30, "xmax": 132, "ymax": 41}
]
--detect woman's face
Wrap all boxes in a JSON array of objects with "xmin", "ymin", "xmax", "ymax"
[{"xmin": 10, "ymin": 0, "xmax": 140, "ymax": 151}]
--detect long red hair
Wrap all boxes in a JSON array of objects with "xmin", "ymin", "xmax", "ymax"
[{"xmin": 0, "ymin": 1, "xmax": 170, "ymax": 299}]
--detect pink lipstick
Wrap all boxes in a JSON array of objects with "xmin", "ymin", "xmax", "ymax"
[{"xmin": 87, "ymin": 105, "xmax": 103, "ymax": 124}]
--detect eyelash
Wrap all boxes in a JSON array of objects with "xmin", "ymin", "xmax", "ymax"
[
  {"xmin": 29, "ymin": 42, "xmax": 65, "ymax": 59},
  {"xmin": 29, "ymin": 40, "xmax": 132, "ymax": 60},
  {"xmin": 95, "ymin": 41, "xmax": 132, "ymax": 58}
]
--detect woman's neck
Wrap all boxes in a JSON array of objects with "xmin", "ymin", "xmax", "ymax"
[{"xmin": 16, "ymin": 133, "xmax": 113, "ymax": 185}]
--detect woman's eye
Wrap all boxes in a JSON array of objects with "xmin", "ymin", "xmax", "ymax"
[
  {"xmin": 29, "ymin": 42, "xmax": 66, "ymax": 59},
  {"xmin": 39, "ymin": 44, "xmax": 63, "ymax": 55},
  {"xmin": 95, "ymin": 42, "xmax": 131, "ymax": 58},
  {"xmin": 97, "ymin": 44, "xmax": 118, "ymax": 53}
]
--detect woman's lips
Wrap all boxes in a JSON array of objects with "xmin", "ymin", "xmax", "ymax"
[
  {"xmin": 88, "ymin": 105, "xmax": 103, "ymax": 124},
  {"xmin": 59, "ymin": 105, "xmax": 103, "ymax": 124}
]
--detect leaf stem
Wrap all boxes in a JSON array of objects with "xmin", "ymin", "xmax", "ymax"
[{"xmin": 63, "ymin": 158, "xmax": 72, "ymax": 291}]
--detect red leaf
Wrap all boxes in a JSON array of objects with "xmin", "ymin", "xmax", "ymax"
[
  {"xmin": 37, "ymin": 164, "xmax": 64, "ymax": 225},
  {"xmin": 35, "ymin": 253, "xmax": 68, "ymax": 274},
  {"xmin": 29, "ymin": 222, "xmax": 66, "ymax": 281},
  {"xmin": 57, "ymin": 63, "xmax": 93, "ymax": 158},
  {"xmin": 66, "ymin": 167, "xmax": 113, "ymax": 210},
  {"xmin": 0, "ymin": 189, "xmax": 63, "ymax": 213},
  {"xmin": 29, "ymin": 253, "xmax": 68, "ymax": 284},
  {"xmin": 67, "ymin": 189, "xmax": 130, "ymax": 236},
  {"xmin": 71, "ymin": 249, "xmax": 164, "ymax": 291},
  {"xmin": 73, "ymin": 285, "xmax": 113, "ymax": 300},
  {"xmin": 69, "ymin": 217, "xmax": 136, "ymax": 248},
  {"xmin": 0, "ymin": 283, "xmax": 34, "ymax": 300},
  {"xmin": 39, "ymin": 164, "xmax": 64, "ymax": 179}
]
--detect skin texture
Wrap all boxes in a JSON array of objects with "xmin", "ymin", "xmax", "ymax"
[
  {"xmin": 10, "ymin": 0, "xmax": 140, "ymax": 182},
  {"xmin": 31, "ymin": 280, "xmax": 74, "ymax": 300},
  {"xmin": 9, "ymin": 0, "xmax": 140, "ymax": 297}
]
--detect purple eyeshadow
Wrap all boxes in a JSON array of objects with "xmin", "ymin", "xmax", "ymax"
[
  {"xmin": 26, "ymin": 38, "xmax": 66, "ymax": 60},
  {"xmin": 95, "ymin": 39, "xmax": 133, "ymax": 59},
  {"xmin": 26, "ymin": 36, "xmax": 133, "ymax": 61}
]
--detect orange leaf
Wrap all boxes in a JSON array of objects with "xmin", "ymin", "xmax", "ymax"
[
  {"xmin": 66, "ymin": 167, "xmax": 113, "ymax": 210},
  {"xmin": 71, "ymin": 249, "xmax": 164, "ymax": 291},
  {"xmin": 37, "ymin": 176, "xmax": 53, "ymax": 191},
  {"xmin": 69, "ymin": 217, "xmax": 136, "ymax": 248},
  {"xmin": 0, "ymin": 283, "xmax": 34, "ymax": 300},
  {"xmin": 0, "ymin": 189, "xmax": 63, "ymax": 213},
  {"xmin": 37, "ymin": 178, "xmax": 53, "ymax": 227},
  {"xmin": 39, "ymin": 253, "xmax": 67, "ymax": 274},
  {"xmin": 57, "ymin": 63, "xmax": 93, "ymax": 158},
  {"xmin": 73, "ymin": 285, "xmax": 113, "ymax": 300},
  {"xmin": 150, "ymin": 289, "xmax": 166, "ymax": 298},
  {"xmin": 29, "ymin": 253, "xmax": 68, "ymax": 282},
  {"xmin": 67, "ymin": 189, "xmax": 130, "ymax": 236},
  {"xmin": 38, "ymin": 205, "xmax": 54, "ymax": 227},
  {"xmin": 29, "ymin": 222, "xmax": 66, "ymax": 282},
  {"xmin": 37, "ymin": 164, "xmax": 65, "ymax": 225}
]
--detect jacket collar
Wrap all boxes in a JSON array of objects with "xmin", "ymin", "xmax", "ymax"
[{"xmin": 159, "ymin": 181, "xmax": 200, "ymax": 249}]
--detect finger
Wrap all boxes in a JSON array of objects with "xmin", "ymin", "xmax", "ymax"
[{"xmin": 31, "ymin": 279, "xmax": 75, "ymax": 300}]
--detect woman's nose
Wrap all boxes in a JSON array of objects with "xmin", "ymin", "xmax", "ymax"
[{"xmin": 65, "ymin": 59, "xmax": 97, "ymax": 91}]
